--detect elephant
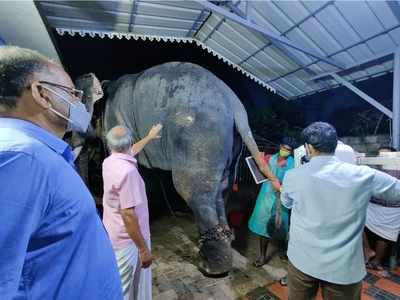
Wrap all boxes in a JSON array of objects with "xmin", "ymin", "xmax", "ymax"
[
  {"xmin": 69, "ymin": 73, "xmax": 103, "ymax": 185},
  {"xmin": 76, "ymin": 62, "xmax": 274, "ymax": 276}
]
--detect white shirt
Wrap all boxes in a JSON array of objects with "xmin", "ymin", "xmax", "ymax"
[
  {"xmin": 282, "ymin": 155, "xmax": 400, "ymax": 284},
  {"xmin": 335, "ymin": 140, "xmax": 356, "ymax": 164}
]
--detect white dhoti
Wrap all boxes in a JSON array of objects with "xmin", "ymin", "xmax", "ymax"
[
  {"xmin": 115, "ymin": 240, "xmax": 152, "ymax": 300},
  {"xmin": 366, "ymin": 203, "xmax": 400, "ymax": 242}
]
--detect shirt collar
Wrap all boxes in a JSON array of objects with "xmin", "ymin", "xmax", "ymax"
[
  {"xmin": 0, "ymin": 117, "xmax": 74, "ymax": 163},
  {"xmin": 111, "ymin": 152, "xmax": 137, "ymax": 164},
  {"xmin": 310, "ymin": 155, "xmax": 338, "ymax": 162}
]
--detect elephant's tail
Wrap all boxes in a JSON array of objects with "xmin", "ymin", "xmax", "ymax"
[
  {"xmin": 230, "ymin": 96, "xmax": 276, "ymax": 183},
  {"xmin": 231, "ymin": 96, "xmax": 261, "ymax": 161}
]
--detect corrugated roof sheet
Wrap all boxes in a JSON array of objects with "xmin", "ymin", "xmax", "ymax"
[{"xmin": 37, "ymin": 0, "xmax": 400, "ymax": 99}]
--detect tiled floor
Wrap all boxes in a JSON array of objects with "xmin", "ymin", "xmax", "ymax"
[{"xmin": 245, "ymin": 269, "xmax": 400, "ymax": 300}]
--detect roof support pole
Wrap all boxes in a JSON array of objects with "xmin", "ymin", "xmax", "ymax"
[
  {"xmin": 393, "ymin": 48, "xmax": 400, "ymax": 149},
  {"xmin": 331, "ymin": 73, "xmax": 393, "ymax": 119}
]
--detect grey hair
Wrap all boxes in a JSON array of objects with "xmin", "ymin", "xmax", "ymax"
[
  {"xmin": 106, "ymin": 125, "xmax": 133, "ymax": 153},
  {"xmin": 0, "ymin": 46, "xmax": 50, "ymax": 110}
]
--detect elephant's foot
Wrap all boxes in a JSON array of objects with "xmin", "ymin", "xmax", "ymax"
[{"xmin": 198, "ymin": 225, "xmax": 232, "ymax": 277}]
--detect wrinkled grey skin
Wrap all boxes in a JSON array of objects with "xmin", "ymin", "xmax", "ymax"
[
  {"xmin": 70, "ymin": 73, "xmax": 101, "ymax": 185},
  {"xmin": 101, "ymin": 62, "xmax": 260, "ymax": 275}
]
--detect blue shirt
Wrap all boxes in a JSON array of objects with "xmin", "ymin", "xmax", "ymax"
[
  {"xmin": 0, "ymin": 118, "xmax": 122, "ymax": 300},
  {"xmin": 282, "ymin": 155, "xmax": 400, "ymax": 284}
]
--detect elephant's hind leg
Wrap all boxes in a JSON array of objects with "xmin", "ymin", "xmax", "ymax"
[{"xmin": 172, "ymin": 168, "xmax": 232, "ymax": 276}]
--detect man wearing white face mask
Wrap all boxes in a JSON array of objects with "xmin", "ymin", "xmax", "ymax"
[
  {"xmin": 37, "ymin": 80, "xmax": 91, "ymax": 132},
  {"xmin": 0, "ymin": 46, "xmax": 122, "ymax": 299}
]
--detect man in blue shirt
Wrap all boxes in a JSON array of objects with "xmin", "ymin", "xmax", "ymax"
[
  {"xmin": 0, "ymin": 46, "xmax": 122, "ymax": 299},
  {"xmin": 281, "ymin": 122, "xmax": 400, "ymax": 300}
]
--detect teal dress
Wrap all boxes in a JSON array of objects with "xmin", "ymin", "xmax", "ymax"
[{"xmin": 248, "ymin": 154, "xmax": 294, "ymax": 238}]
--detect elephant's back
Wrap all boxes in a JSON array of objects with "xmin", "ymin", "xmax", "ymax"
[
  {"xmin": 105, "ymin": 62, "xmax": 237, "ymax": 170},
  {"xmin": 135, "ymin": 62, "xmax": 233, "ymax": 113}
]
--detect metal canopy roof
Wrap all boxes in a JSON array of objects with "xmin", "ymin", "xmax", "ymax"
[
  {"xmin": 36, "ymin": 0, "xmax": 400, "ymax": 100},
  {"xmin": 0, "ymin": 1, "xmax": 60, "ymax": 63}
]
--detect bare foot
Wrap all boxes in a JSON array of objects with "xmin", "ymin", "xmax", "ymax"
[{"xmin": 364, "ymin": 249, "xmax": 376, "ymax": 263}]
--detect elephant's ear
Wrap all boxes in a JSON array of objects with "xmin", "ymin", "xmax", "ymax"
[
  {"xmin": 101, "ymin": 80, "xmax": 111, "ymax": 89},
  {"xmin": 101, "ymin": 80, "xmax": 111, "ymax": 100},
  {"xmin": 91, "ymin": 74, "xmax": 104, "ymax": 103},
  {"xmin": 76, "ymin": 73, "xmax": 104, "ymax": 103}
]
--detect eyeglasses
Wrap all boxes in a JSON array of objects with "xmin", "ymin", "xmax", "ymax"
[{"xmin": 38, "ymin": 81, "xmax": 84, "ymax": 102}]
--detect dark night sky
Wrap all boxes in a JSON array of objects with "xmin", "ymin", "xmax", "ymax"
[{"xmin": 54, "ymin": 32, "xmax": 394, "ymax": 137}]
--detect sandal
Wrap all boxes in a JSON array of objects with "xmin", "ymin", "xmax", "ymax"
[
  {"xmin": 280, "ymin": 276, "xmax": 288, "ymax": 286},
  {"xmin": 366, "ymin": 261, "xmax": 390, "ymax": 277},
  {"xmin": 366, "ymin": 261, "xmax": 384, "ymax": 271}
]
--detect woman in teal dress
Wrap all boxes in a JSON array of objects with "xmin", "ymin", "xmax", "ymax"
[{"xmin": 248, "ymin": 137, "xmax": 295, "ymax": 267}]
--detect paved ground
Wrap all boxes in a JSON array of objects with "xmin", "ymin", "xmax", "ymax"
[
  {"xmin": 151, "ymin": 216, "xmax": 290, "ymax": 300},
  {"xmin": 150, "ymin": 214, "xmax": 287, "ymax": 300},
  {"xmin": 151, "ymin": 214, "xmax": 400, "ymax": 300}
]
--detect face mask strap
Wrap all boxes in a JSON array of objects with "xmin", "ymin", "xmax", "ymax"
[
  {"xmin": 48, "ymin": 107, "xmax": 68, "ymax": 122},
  {"xmin": 42, "ymin": 85, "xmax": 87, "ymax": 128},
  {"xmin": 36, "ymin": 83, "xmax": 91, "ymax": 133},
  {"xmin": 41, "ymin": 86, "xmax": 71, "ymax": 122},
  {"xmin": 41, "ymin": 85, "xmax": 76, "ymax": 108}
]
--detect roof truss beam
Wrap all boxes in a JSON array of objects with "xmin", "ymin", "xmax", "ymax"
[
  {"xmin": 224, "ymin": 1, "xmax": 246, "ymax": 19},
  {"xmin": 239, "ymin": 1, "xmax": 332, "ymax": 66},
  {"xmin": 331, "ymin": 73, "xmax": 393, "ymax": 119},
  {"xmin": 388, "ymin": 1, "xmax": 400, "ymax": 24},
  {"xmin": 310, "ymin": 49, "xmax": 396, "ymax": 81},
  {"xmin": 193, "ymin": 0, "xmax": 346, "ymax": 69},
  {"xmin": 186, "ymin": 8, "xmax": 207, "ymax": 37},
  {"xmin": 267, "ymin": 21, "xmax": 400, "ymax": 86}
]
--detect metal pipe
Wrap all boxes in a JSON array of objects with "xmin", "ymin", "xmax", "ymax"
[
  {"xmin": 269, "ymin": 22, "xmax": 400, "ymax": 85},
  {"xmin": 193, "ymin": 0, "xmax": 345, "ymax": 69},
  {"xmin": 331, "ymin": 73, "xmax": 393, "ymax": 119},
  {"xmin": 393, "ymin": 49, "xmax": 400, "ymax": 149}
]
